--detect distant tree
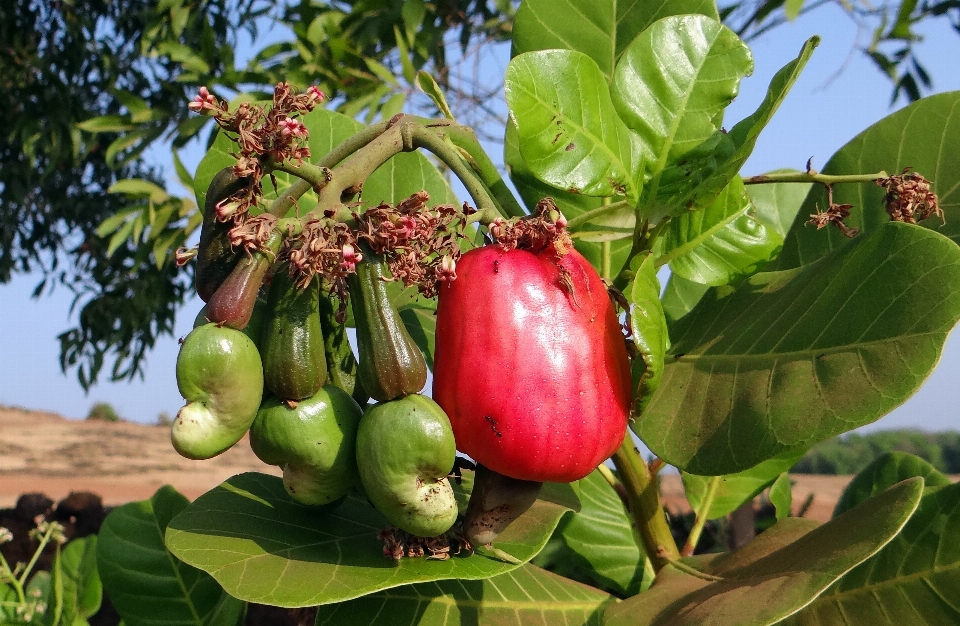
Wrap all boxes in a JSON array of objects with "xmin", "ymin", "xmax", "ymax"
[
  {"xmin": 793, "ymin": 429, "xmax": 960, "ymax": 474},
  {"xmin": 87, "ymin": 402, "xmax": 121, "ymax": 422}
]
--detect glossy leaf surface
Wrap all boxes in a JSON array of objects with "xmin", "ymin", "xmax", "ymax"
[
  {"xmin": 604, "ymin": 478, "xmax": 923, "ymax": 626},
  {"xmin": 315, "ymin": 564, "xmax": 612, "ymax": 625},
  {"xmin": 630, "ymin": 254, "xmax": 669, "ymax": 414},
  {"xmin": 638, "ymin": 222, "xmax": 960, "ymax": 475},
  {"xmin": 506, "ymin": 50, "xmax": 639, "ymax": 200},
  {"xmin": 166, "ymin": 472, "xmax": 579, "ymax": 607},
  {"xmin": 97, "ymin": 486, "xmax": 244, "ymax": 626},
  {"xmin": 655, "ymin": 177, "xmax": 782, "ymax": 286}
]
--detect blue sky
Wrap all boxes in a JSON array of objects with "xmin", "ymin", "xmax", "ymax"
[{"xmin": 2, "ymin": 5, "xmax": 960, "ymax": 431}]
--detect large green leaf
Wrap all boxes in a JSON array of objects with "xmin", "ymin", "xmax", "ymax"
[
  {"xmin": 603, "ymin": 478, "xmax": 924, "ymax": 626},
  {"xmin": 654, "ymin": 37, "xmax": 818, "ymax": 218},
  {"xmin": 777, "ymin": 91, "xmax": 960, "ymax": 269},
  {"xmin": 315, "ymin": 563, "xmax": 613, "ymax": 625},
  {"xmin": 505, "ymin": 50, "xmax": 640, "ymax": 200},
  {"xmin": 630, "ymin": 254, "xmax": 669, "ymax": 414},
  {"xmin": 654, "ymin": 177, "xmax": 782, "ymax": 286},
  {"xmin": 194, "ymin": 107, "xmax": 457, "ymax": 213},
  {"xmin": 744, "ymin": 171, "xmax": 813, "ymax": 239},
  {"xmin": 682, "ymin": 450, "xmax": 805, "ymax": 520},
  {"xmin": 555, "ymin": 470, "xmax": 650, "ymax": 597},
  {"xmin": 512, "ymin": 0, "xmax": 718, "ymax": 82},
  {"xmin": 637, "ymin": 222, "xmax": 960, "ymax": 475},
  {"xmin": 613, "ymin": 16, "xmax": 752, "ymax": 194},
  {"xmin": 165, "ymin": 472, "xmax": 579, "ymax": 607},
  {"xmin": 833, "ymin": 451, "xmax": 952, "ymax": 517},
  {"xmin": 59, "ymin": 536, "xmax": 102, "ymax": 624},
  {"xmin": 661, "ymin": 273, "xmax": 710, "ymax": 326},
  {"xmin": 97, "ymin": 486, "xmax": 244, "ymax": 626},
  {"xmin": 783, "ymin": 475, "xmax": 960, "ymax": 624}
]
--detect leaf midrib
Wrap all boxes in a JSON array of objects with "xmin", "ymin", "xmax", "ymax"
[{"xmin": 655, "ymin": 204, "xmax": 750, "ymax": 267}]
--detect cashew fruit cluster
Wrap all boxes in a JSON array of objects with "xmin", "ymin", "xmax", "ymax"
[{"xmin": 176, "ymin": 167, "xmax": 630, "ymax": 545}]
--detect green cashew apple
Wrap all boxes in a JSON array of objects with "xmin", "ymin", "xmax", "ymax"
[
  {"xmin": 356, "ymin": 394, "xmax": 458, "ymax": 537},
  {"xmin": 250, "ymin": 386, "xmax": 363, "ymax": 507},
  {"xmin": 319, "ymin": 294, "xmax": 368, "ymax": 406},
  {"xmin": 173, "ymin": 323, "xmax": 264, "ymax": 459}
]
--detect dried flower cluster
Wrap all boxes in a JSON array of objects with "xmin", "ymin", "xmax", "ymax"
[
  {"xmin": 490, "ymin": 198, "xmax": 572, "ymax": 255},
  {"xmin": 189, "ymin": 82, "xmax": 325, "ymax": 225},
  {"xmin": 377, "ymin": 526, "xmax": 470, "ymax": 561},
  {"xmin": 877, "ymin": 168, "xmax": 943, "ymax": 225},
  {"xmin": 354, "ymin": 191, "xmax": 470, "ymax": 298},
  {"xmin": 807, "ymin": 186, "xmax": 859, "ymax": 238},
  {"xmin": 286, "ymin": 219, "xmax": 360, "ymax": 304}
]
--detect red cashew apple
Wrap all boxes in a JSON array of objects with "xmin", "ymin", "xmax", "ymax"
[{"xmin": 433, "ymin": 245, "xmax": 632, "ymax": 483}]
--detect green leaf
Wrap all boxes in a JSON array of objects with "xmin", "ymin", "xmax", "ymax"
[
  {"xmin": 603, "ymin": 478, "xmax": 924, "ymax": 626},
  {"xmin": 512, "ymin": 0, "xmax": 718, "ymax": 82},
  {"xmin": 777, "ymin": 91, "xmax": 960, "ymax": 269},
  {"xmin": 415, "ymin": 71, "xmax": 455, "ymax": 120},
  {"xmin": 172, "ymin": 150, "xmax": 194, "ymax": 190},
  {"xmin": 683, "ymin": 450, "xmax": 804, "ymax": 520},
  {"xmin": 613, "ymin": 16, "xmax": 753, "ymax": 209},
  {"xmin": 554, "ymin": 470, "xmax": 650, "ymax": 596},
  {"xmin": 96, "ymin": 207, "xmax": 141, "ymax": 238},
  {"xmin": 833, "ymin": 451, "xmax": 951, "ymax": 517},
  {"xmin": 661, "ymin": 273, "xmax": 710, "ymax": 326},
  {"xmin": 315, "ymin": 564, "xmax": 612, "ymax": 625},
  {"xmin": 76, "ymin": 115, "xmax": 133, "ymax": 133},
  {"xmin": 630, "ymin": 254, "xmax": 668, "ymax": 414},
  {"xmin": 58, "ymin": 536, "xmax": 102, "ymax": 623},
  {"xmin": 769, "ymin": 473, "xmax": 792, "ymax": 520},
  {"xmin": 654, "ymin": 176, "xmax": 783, "ymax": 286},
  {"xmin": 637, "ymin": 222, "xmax": 960, "ymax": 475},
  {"xmin": 106, "ymin": 219, "xmax": 136, "ymax": 257},
  {"xmin": 165, "ymin": 472, "xmax": 579, "ymax": 607},
  {"xmin": 194, "ymin": 107, "xmax": 457, "ymax": 216},
  {"xmin": 783, "ymin": 478, "xmax": 960, "ymax": 625},
  {"xmin": 97, "ymin": 485, "xmax": 245, "ymax": 626},
  {"xmin": 785, "ymin": 0, "xmax": 805, "ymax": 20},
  {"xmin": 108, "ymin": 179, "xmax": 169, "ymax": 203},
  {"xmin": 744, "ymin": 170, "xmax": 812, "ymax": 239},
  {"xmin": 505, "ymin": 50, "xmax": 639, "ymax": 200},
  {"xmin": 656, "ymin": 37, "xmax": 818, "ymax": 217},
  {"xmin": 26, "ymin": 568, "xmax": 60, "ymax": 626}
]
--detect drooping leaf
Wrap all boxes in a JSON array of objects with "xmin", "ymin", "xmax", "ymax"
[
  {"xmin": 744, "ymin": 171, "xmax": 813, "ymax": 239},
  {"xmin": 553, "ymin": 470, "xmax": 650, "ymax": 597},
  {"xmin": 655, "ymin": 37, "xmax": 818, "ymax": 217},
  {"xmin": 613, "ymin": 15, "xmax": 753, "ymax": 213},
  {"xmin": 833, "ymin": 451, "xmax": 951, "ymax": 517},
  {"xmin": 637, "ymin": 222, "xmax": 960, "ymax": 475},
  {"xmin": 415, "ymin": 71, "xmax": 454, "ymax": 120},
  {"xmin": 194, "ymin": 107, "xmax": 458, "ymax": 215},
  {"xmin": 769, "ymin": 473, "xmax": 793, "ymax": 520},
  {"xmin": 97, "ymin": 486, "xmax": 245, "ymax": 626},
  {"xmin": 512, "ymin": 0, "xmax": 718, "ymax": 82},
  {"xmin": 654, "ymin": 176, "xmax": 783, "ymax": 286},
  {"xmin": 661, "ymin": 273, "xmax": 710, "ymax": 325},
  {"xmin": 165, "ymin": 472, "xmax": 579, "ymax": 607},
  {"xmin": 683, "ymin": 450, "xmax": 804, "ymax": 520},
  {"xmin": 315, "ymin": 564, "xmax": 612, "ymax": 625},
  {"xmin": 783, "ymin": 477, "xmax": 960, "ymax": 625},
  {"xmin": 630, "ymin": 254, "xmax": 668, "ymax": 414},
  {"xmin": 505, "ymin": 50, "xmax": 640, "ymax": 200},
  {"xmin": 603, "ymin": 478, "xmax": 924, "ymax": 626},
  {"xmin": 59, "ymin": 536, "xmax": 102, "ymax": 623},
  {"xmin": 777, "ymin": 90, "xmax": 960, "ymax": 269}
]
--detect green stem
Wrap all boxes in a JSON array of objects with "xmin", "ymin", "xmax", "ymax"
[
  {"xmin": 742, "ymin": 171, "xmax": 888, "ymax": 185},
  {"xmin": 601, "ymin": 241, "xmax": 612, "ymax": 285},
  {"xmin": 566, "ymin": 200, "xmax": 632, "ymax": 230},
  {"xmin": 443, "ymin": 124, "xmax": 527, "ymax": 218},
  {"xmin": 17, "ymin": 526, "xmax": 54, "ymax": 588},
  {"xmin": 611, "ymin": 435, "xmax": 681, "ymax": 571},
  {"xmin": 682, "ymin": 475, "xmax": 721, "ymax": 556},
  {"xmin": 0, "ymin": 553, "xmax": 25, "ymax": 604}
]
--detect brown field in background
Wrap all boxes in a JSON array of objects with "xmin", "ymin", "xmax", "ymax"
[{"xmin": 0, "ymin": 404, "xmax": 899, "ymax": 521}]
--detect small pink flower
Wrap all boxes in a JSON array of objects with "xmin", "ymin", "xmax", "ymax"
[
  {"xmin": 215, "ymin": 199, "xmax": 242, "ymax": 221},
  {"xmin": 188, "ymin": 86, "xmax": 218, "ymax": 114},
  {"xmin": 341, "ymin": 243, "xmax": 363, "ymax": 272},
  {"xmin": 396, "ymin": 216, "xmax": 416, "ymax": 239},
  {"xmin": 438, "ymin": 255, "xmax": 457, "ymax": 283},
  {"xmin": 307, "ymin": 85, "xmax": 326, "ymax": 103},
  {"xmin": 279, "ymin": 117, "xmax": 307, "ymax": 137}
]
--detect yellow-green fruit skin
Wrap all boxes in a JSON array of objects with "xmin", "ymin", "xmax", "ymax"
[
  {"xmin": 250, "ymin": 386, "xmax": 363, "ymax": 507},
  {"xmin": 355, "ymin": 395, "xmax": 458, "ymax": 537},
  {"xmin": 173, "ymin": 323, "xmax": 264, "ymax": 460}
]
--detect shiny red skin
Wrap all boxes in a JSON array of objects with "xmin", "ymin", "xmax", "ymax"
[{"xmin": 433, "ymin": 245, "xmax": 632, "ymax": 483}]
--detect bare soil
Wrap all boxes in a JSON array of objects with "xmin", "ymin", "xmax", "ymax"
[{"xmin": 3, "ymin": 404, "xmax": 943, "ymax": 522}]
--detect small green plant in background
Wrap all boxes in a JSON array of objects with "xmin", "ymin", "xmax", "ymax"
[{"xmin": 85, "ymin": 403, "xmax": 120, "ymax": 423}]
